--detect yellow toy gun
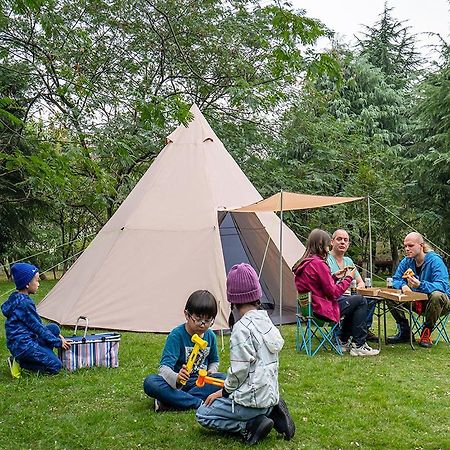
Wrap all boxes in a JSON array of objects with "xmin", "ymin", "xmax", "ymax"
[
  {"xmin": 179, "ymin": 333, "xmax": 208, "ymax": 386},
  {"xmin": 196, "ymin": 369, "xmax": 225, "ymax": 388}
]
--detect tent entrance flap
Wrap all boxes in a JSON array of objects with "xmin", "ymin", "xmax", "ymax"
[{"xmin": 219, "ymin": 212, "xmax": 275, "ymax": 311}]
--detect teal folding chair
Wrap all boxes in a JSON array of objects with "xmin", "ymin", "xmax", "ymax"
[
  {"xmin": 296, "ymin": 292, "xmax": 343, "ymax": 356},
  {"xmin": 411, "ymin": 307, "xmax": 450, "ymax": 346}
]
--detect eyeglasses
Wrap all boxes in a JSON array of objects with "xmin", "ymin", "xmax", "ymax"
[{"xmin": 188, "ymin": 313, "xmax": 215, "ymax": 327}]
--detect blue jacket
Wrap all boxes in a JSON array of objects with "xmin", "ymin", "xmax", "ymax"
[
  {"xmin": 392, "ymin": 251, "xmax": 450, "ymax": 296},
  {"xmin": 1, "ymin": 292, "xmax": 62, "ymax": 358}
]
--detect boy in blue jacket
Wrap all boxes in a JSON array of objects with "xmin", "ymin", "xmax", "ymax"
[{"xmin": 2, "ymin": 263, "xmax": 70, "ymax": 376}]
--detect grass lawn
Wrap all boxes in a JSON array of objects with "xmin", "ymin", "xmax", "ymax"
[{"xmin": 1, "ymin": 280, "xmax": 449, "ymax": 450}]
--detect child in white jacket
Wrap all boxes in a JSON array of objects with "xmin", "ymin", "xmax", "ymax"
[{"xmin": 196, "ymin": 263, "xmax": 295, "ymax": 445}]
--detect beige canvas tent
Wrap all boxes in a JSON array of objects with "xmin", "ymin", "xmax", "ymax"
[{"xmin": 38, "ymin": 105, "xmax": 305, "ymax": 332}]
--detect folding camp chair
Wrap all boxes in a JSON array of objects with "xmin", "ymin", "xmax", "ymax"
[
  {"xmin": 410, "ymin": 307, "xmax": 450, "ymax": 346},
  {"xmin": 296, "ymin": 292, "xmax": 343, "ymax": 356}
]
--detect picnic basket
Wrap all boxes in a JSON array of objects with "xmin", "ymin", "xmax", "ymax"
[{"xmin": 58, "ymin": 316, "xmax": 121, "ymax": 371}]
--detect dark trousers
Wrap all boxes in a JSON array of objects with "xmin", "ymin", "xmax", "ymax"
[
  {"xmin": 17, "ymin": 323, "xmax": 62, "ymax": 374},
  {"xmin": 366, "ymin": 299, "xmax": 376, "ymax": 329},
  {"xmin": 338, "ymin": 295, "xmax": 368, "ymax": 346}
]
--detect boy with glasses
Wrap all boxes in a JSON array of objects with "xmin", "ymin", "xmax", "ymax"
[{"xmin": 143, "ymin": 290, "xmax": 225, "ymax": 412}]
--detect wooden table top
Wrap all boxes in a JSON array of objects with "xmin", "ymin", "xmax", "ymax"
[{"xmin": 357, "ymin": 287, "xmax": 427, "ymax": 302}]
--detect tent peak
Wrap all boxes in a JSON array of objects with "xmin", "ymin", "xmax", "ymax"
[{"xmin": 166, "ymin": 104, "xmax": 217, "ymax": 144}]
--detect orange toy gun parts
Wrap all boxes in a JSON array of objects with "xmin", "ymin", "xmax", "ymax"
[
  {"xmin": 179, "ymin": 333, "xmax": 208, "ymax": 386},
  {"xmin": 196, "ymin": 369, "xmax": 225, "ymax": 388}
]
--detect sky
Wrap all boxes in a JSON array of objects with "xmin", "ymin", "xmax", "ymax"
[{"xmin": 290, "ymin": 0, "xmax": 449, "ymax": 57}]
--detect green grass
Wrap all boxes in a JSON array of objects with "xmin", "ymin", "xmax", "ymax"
[{"xmin": 1, "ymin": 280, "xmax": 449, "ymax": 450}]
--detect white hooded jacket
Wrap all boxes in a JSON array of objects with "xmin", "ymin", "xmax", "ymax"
[{"xmin": 224, "ymin": 309, "xmax": 284, "ymax": 408}]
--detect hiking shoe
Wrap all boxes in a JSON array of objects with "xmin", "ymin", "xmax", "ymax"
[
  {"xmin": 154, "ymin": 398, "xmax": 174, "ymax": 412},
  {"xmin": 419, "ymin": 327, "xmax": 433, "ymax": 348},
  {"xmin": 243, "ymin": 415, "xmax": 274, "ymax": 445},
  {"xmin": 366, "ymin": 330, "xmax": 379, "ymax": 343},
  {"xmin": 339, "ymin": 339, "xmax": 352, "ymax": 352},
  {"xmin": 387, "ymin": 322, "xmax": 412, "ymax": 344},
  {"xmin": 350, "ymin": 343, "xmax": 380, "ymax": 357},
  {"xmin": 7, "ymin": 356, "xmax": 21, "ymax": 379},
  {"xmin": 268, "ymin": 398, "xmax": 295, "ymax": 440}
]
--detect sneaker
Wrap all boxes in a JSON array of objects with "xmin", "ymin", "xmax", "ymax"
[
  {"xmin": 243, "ymin": 415, "xmax": 274, "ymax": 445},
  {"xmin": 268, "ymin": 398, "xmax": 295, "ymax": 440},
  {"xmin": 419, "ymin": 327, "xmax": 433, "ymax": 348},
  {"xmin": 339, "ymin": 339, "xmax": 352, "ymax": 353},
  {"xmin": 154, "ymin": 398, "xmax": 174, "ymax": 413},
  {"xmin": 7, "ymin": 356, "xmax": 21, "ymax": 379},
  {"xmin": 350, "ymin": 343, "xmax": 380, "ymax": 357},
  {"xmin": 366, "ymin": 330, "xmax": 379, "ymax": 343}
]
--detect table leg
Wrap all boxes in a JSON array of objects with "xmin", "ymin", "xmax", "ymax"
[
  {"xmin": 383, "ymin": 300, "xmax": 388, "ymax": 344},
  {"xmin": 408, "ymin": 302, "xmax": 415, "ymax": 350},
  {"xmin": 377, "ymin": 299, "xmax": 382, "ymax": 349}
]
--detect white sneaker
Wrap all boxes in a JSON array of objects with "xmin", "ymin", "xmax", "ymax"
[
  {"xmin": 339, "ymin": 339, "xmax": 352, "ymax": 353},
  {"xmin": 350, "ymin": 342, "xmax": 380, "ymax": 357}
]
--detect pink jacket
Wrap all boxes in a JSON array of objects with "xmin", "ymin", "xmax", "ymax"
[{"xmin": 293, "ymin": 255, "xmax": 352, "ymax": 323}]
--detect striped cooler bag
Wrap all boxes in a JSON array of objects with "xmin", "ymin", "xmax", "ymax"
[{"xmin": 58, "ymin": 316, "xmax": 121, "ymax": 371}]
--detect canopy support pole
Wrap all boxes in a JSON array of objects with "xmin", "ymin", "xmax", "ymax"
[
  {"xmin": 367, "ymin": 195, "xmax": 373, "ymax": 281},
  {"xmin": 279, "ymin": 190, "xmax": 284, "ymax": 326}
]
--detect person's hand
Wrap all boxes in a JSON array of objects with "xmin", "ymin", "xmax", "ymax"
[
  {"xmin": 60, "ymin": 335, "xmax": 71, "ymax": 350},
  {"xmin": 177, "ymin": 365, "xmax": 190, "ymax": 385},
  {"xmin": 203, "ymin": 389, "xmax": 223, "ymax": 406},
  {"xmin": 401, "ymin": 284, "xmax": 413, "ymax": 293},
  {"xmin": 406, "ymin": 276, "xmax": 421, "ymax": 289},
  {"xmin": 348, "ymin": 267, "xmax": 357, "ymax": 279},
  {"xmin": 335, "ymin": 268, "xmax": 347, "ymax": 279}
]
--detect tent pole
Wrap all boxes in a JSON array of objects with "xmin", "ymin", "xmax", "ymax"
[
  {"xmin": 367, "ymin": 195, "xmax": 373, "ymax": 282},
  {"xmin": 279, "ymin": 190, "xmax": 283, "ymax": 327}
]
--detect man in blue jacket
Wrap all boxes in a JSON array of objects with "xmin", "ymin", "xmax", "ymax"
[{"xmin": 387, "ymin": 232, "xmax": 450, "ymax": 348}]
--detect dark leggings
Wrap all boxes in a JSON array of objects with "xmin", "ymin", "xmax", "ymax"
[{"xmin": 338, "ymin": 295, "xmax": 368, "ymax": 347}]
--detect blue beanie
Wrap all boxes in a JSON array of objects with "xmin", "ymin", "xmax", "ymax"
[{"xmin": 11, "ymin": 263, "xmax": 39, "ymax": 290}]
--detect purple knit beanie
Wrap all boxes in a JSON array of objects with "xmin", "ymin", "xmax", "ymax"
[
  {"xmin": 11, "ymin": 262, "xmax": 39, "ymax": 290},
  {"xmin": 226, "ymin": 263, "xmax": 262, "ymax": 304}
]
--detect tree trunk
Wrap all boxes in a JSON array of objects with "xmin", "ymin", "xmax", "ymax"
[
  {"xmin": 389, "ymin": 232, "xmax": 399, "ymax": 269},
  {"xmin": 2, "ymin": 260, "xmax": 11, "ymax": 280}
]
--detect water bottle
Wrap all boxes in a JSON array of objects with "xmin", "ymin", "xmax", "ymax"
[
  {"xmin": 350, "ymin": 279, "xmax": 357, "ymax": 295},
  {"xmin": 386, "ymin": 277, "xmax": 393, "ymax": 288},
  {"xmin": 364, "ymin": 277, "xmax": 372, "ymax": 288}
]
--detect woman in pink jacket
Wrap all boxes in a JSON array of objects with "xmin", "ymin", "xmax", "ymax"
[{"xmin": 293, "ymin": 229, "xmax": 379, "ymax": 357}]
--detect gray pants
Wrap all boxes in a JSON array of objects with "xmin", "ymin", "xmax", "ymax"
[
  {"xmin": 388, "ymin": 291, "xmax": 450, "ymax": 329},
  {"xmin": 196, "ymin": 397, "xmax": 272, "ymax": 436}
]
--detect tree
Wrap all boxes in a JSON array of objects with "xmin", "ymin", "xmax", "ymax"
[
  {"xmin": 0, "ymin": 62, "xmax": 42, "ymax": 275},
  {"xmin": 404, "ymin": 45, "xmax": 450, "ymax": 255},
  {"xmin": 356, "ymin": 3, "xmax": 421, "ymax": 89},
  {"xmin": 1, "ymin": 0, "xmax": 337, "ymax": 271}
]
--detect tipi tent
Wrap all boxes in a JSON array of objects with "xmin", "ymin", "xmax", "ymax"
[{"xmin": 38, "ymin": 105, "xmax": 305, "ymax": 332}]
